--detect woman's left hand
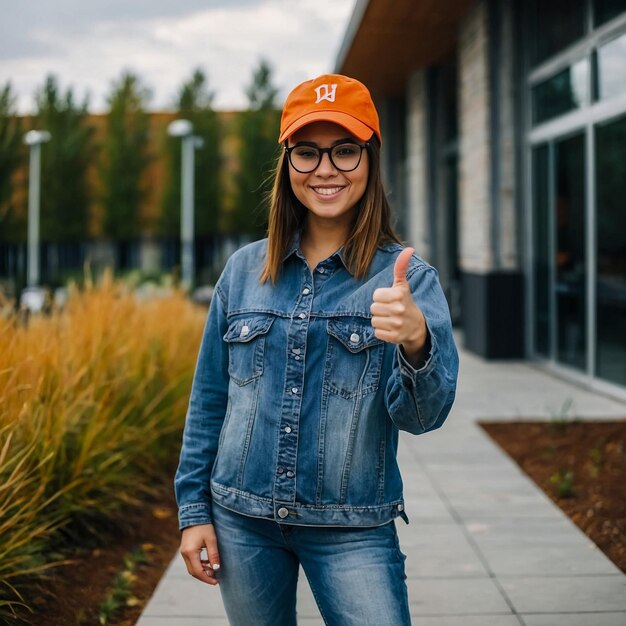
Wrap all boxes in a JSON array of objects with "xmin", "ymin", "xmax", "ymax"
[{"xmin": 371, "ymin": 247, "xmax": 430, "ymax": 369}]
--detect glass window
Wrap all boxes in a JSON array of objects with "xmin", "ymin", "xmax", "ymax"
[
  {"xmin": 593, "ymin": 0, "xmax": 626, "ymax": 26},
  {"xmin": 529, "ymin": 0, "xmax": 586, "ymax": 65},
  {"xmin": 594, "ymin": 32, "xmax": 626, "ymax": 101},
  {"xmin": 532, "ymin": 59, "xmax": 589, "ymax": 124},
  {"xmin": 533, "ymin": 144, "xmax": 551, "ymax": 357},
  {"xmin": 555, "ymin": 133, "xmax": 586, "ymax": 372},
  {"xmin": 595, "ymin": 115, "xmax": 626, "ymax": 387}
]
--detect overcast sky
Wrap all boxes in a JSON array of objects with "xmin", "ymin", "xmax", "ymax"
[{"xmin": 0, "ymin": 0, "xmax": 357, "ymax": 114}]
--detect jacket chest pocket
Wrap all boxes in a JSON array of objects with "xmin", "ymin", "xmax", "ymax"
[
  {"xmin": 323, "ymin": 318, "xmax": 384, "ymax": 398},
  {"xmin": 223, "ymin": 315, "xmax": 274, "ymax": 386}
]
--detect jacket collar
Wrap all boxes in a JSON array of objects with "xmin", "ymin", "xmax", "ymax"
[{"xmin": 282, "ymin": 230, "xmax": 352, "ymax": 275}]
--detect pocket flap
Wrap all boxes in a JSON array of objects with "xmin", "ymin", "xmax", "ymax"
[
  {"xmin": 327, "ymin": 319, "xmax": 382, "ymax": 353},
  {"xmin": 224, "ymin": 316, "xmax": 274, "ymax": 343}
]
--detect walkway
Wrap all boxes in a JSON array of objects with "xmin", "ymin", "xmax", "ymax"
[{"xmin": 137, "ymin": 343, "xmax": 626, "ymax": 625}]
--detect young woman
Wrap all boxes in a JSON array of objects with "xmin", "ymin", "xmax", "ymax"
[{"xmin": 175, "ymin": 74, "xmax": 458, "ymax": 626}]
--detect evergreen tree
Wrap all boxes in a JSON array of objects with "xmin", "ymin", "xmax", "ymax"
[
  {"xmin": 32, "ymin": 75, "xmax": 94, "ymax": 243},
  {"xmin": 161, "ymin": 69, "xmax": 221, "ymax": 237},
  {"xmin": 232, "ymin": 59, "xmax": 281, "ymax": 234},
  {"xmin": 0, "ymin": 82, "xmax": 24, "ymax": 243},
  {"xmin": 100, "ymin": 72, "xmax": 151, "ymax": 240}
]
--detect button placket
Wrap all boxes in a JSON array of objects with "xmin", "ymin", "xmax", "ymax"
[{"xmin": 274, "ymin": 268, "xmax": 312, "ymax": 507}]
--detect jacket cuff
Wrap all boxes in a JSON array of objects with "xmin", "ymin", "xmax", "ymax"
[
  {"xmin": 178, "ymin": 502, "xmax": 212, "ymax": 531},
  {"xmin": 396, "ymin": 327, "xmax": 436, "ymax": 381}
]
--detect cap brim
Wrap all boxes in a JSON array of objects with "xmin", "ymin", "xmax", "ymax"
[{"xmin": 278, "ymin": 110, "xmax": 377, "ymax": 144}]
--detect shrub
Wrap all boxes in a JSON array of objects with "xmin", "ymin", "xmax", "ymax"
[{"xmin": 0, "ymin": 270, "xmax": 205, "ymax": 619}]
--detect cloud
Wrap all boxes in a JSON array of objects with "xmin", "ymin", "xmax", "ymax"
[
  {"xmin": 0, "ymin": 0, "xmax": 260, "ymax": 58},
  {"xmin": 0, "ymin": 0, "xmax": 356, "ymax": 113}
]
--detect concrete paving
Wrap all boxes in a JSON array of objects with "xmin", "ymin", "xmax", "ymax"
[{"xmin": 137, "ymin": 342, "xmax": 626, "ymax": 625}]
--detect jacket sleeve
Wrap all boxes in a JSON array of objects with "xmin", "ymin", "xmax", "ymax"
[
  {"xmin": 174, "ymin": 285, "xmax": 230, "ymax": 530},
  {"xmin": 384, "ymin": 265, "xmax": 459, "ymax": 435}
]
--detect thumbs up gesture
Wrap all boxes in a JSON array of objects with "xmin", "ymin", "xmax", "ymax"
[{"xmin": 371, "ymin": 247, "xmax": 429, "ymax": 367}]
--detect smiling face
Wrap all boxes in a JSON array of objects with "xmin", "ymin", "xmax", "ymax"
[{"xmin": 286, "ymin": 121, "xmax": 369, "ymax": 229}]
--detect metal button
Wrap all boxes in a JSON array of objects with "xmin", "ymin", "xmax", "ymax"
[
  {"xmin": 302, "ymin": 287, "xmax": 310, "ymax": 295},
  {"xmin": 397, "ymin": 503, "xmax": 404, "ymax": 512},
  {"xmin": 286, "ymin": 470, "xmax": 295, "ymax": 478},
  {"xmin": 294, "ymin": 355, "xmax": 300, "ymax": 361},
  {"xmin": 277, "ymin": 467, "xmax": 284, "ymax": 474},
  {"xmin": 277, "ymin": 507, "xmax": 289, "ymax": 519},
  {"xmin": 349, "ymin": 333, "xmax": 360, "ymax": 343},
  {"xmin": 291, "ymin": 387, "xmax": 298, "ymax": 394},
  {"xmin": 284, "ymin": 426, "xmax": 292, "ymax": 433},
  {"xmin": 298, "ymin": 312, "xmax": 307, "ymax": 319},
  {"xmin": 240, "ymin": 325, "xmax": 250, "ymax": 337}
]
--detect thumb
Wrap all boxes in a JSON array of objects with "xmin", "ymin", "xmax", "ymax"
[{"xmin": 393, "ymin": 247, "xmax": 414, "ymax": 287}]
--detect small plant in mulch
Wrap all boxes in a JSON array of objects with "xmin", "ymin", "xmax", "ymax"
[
  {"xmin": 548, "ymin": 397, "xmax": 576, "ymax": 434},
  {"xmin": 480, "ymin": 420, "xmax": 626, "ymax": 575},
  {"xmin": 587, "ymin": 440, "xmax": 605, "ymax": 478},
  {"xmin": 95, "ymin": 546, "xmax": 151, "ymax": 625},
  {"xmin": 549, "ymin": 468, "xmax": 576, "ymax": 498}
]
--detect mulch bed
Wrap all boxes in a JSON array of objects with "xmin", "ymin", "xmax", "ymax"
[
  {"xmin": 10, "ymin": 472, "xmax": 181, "ymax": 626},
  {"xmin": 11, "ymin": 420, "xmax": 626, "ymax": 624},
  {"xmin": 480, "ymin": 420, "xmax": 626, "ymax": 574}
]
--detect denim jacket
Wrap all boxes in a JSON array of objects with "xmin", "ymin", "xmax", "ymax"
[{"xmin": 175, "ymin": 237, "xmax": 458, "ymax": 529}]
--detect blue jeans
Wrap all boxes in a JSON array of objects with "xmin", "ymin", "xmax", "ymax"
[{"xmin": 212, "ymin": 503, "xmax": 411, "ymax": 626}]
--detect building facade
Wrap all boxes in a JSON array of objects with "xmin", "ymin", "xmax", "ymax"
[{"xmin": 336, "ymin": 0, "xmax": 626, "ymax": 396}]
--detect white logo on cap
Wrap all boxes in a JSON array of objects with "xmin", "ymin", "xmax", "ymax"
[{"xmin": 314, "ymin": 84, "xmax": 337, "ymax": 103}]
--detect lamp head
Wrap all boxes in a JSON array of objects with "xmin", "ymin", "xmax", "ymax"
[
  {"xmin": 24, "ymin": 130, "xmax": 51, "ymax": 146},
  {"xmin": 167, "ymin": 119, "xmax": 193, "ymax": 137}
]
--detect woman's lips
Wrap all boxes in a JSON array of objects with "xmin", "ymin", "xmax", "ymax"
[{"xmin": 310, "ymin": 185, "xmax": 346, "ymax": 198}]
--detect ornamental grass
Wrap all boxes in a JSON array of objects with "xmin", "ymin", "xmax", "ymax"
[{"xmin": 0, "ymin": 270, "xmax": 206, "ymax": 619}]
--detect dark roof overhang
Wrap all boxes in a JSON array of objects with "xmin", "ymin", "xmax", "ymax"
[{"xmin": 335, "ymin": 0, "xmax": 475, "ymax": 97}]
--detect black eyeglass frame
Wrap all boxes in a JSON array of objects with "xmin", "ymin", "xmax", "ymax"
[{"xmin": 283, "ymin": 141, "xmax": 370, "ymax": 173}]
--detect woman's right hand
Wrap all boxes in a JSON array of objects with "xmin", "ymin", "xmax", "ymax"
[{"xmin": 180, "ymin": 523, "xmax": 221, "ymax": 585}]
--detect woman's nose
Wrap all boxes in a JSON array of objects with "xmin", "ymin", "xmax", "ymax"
[{"xmin": 314, "ymin": 151, "xmax": 337, "ymax": 176}]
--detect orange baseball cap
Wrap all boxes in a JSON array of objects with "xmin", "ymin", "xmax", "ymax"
[{"xmin": 278, "ymin": 74, "xmax": 381, "ymax": 144}]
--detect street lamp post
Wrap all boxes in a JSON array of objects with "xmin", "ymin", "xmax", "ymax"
[
  {"xmin": 167, "ymin": 119, "xmax": 203, "ymax": 290},
  {"xmin": 23, "ymin": 129, "xmax": 51, "ymax": 287}
]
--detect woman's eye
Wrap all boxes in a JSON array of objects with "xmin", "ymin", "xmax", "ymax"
[
  {"xmin": 294, "ymin": 148, "xmax": 318, "ymax": 159},
  {"xmin": 334, "ymin": 146, "xmax": 358, "ymax": 157}
]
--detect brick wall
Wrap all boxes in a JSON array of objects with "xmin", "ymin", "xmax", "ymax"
[
  {"xmin": 458, "ymin": 0, "xmax": 519, "ymax": 273},
  {"xmin": 458, "ymin": 0, "xmax": 492, "ymax": 273}
]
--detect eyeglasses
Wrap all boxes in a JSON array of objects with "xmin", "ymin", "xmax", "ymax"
[{"xmin": 284, "ymin": 141, "xmax": 369, "ymax": 173}]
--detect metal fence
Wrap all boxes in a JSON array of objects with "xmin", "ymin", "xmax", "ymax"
[{"xmin": 0, "ymin": 234, "xmax": 256, "ymax": 297}]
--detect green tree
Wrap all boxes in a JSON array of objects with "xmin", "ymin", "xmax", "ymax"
[
  {"xmin": 32, "ymin": 75, "xmax": 95, "ymax": 243},
  {"xmin": 161, "ymin": 68, "xmax": 221, "ymax": 237},
  {"xmin": 100, "ymin": 72, "xmax": 151, "ymax": 240},
  {"xmin": 232, "ymin": 59, "xmax": 281, "ymax": 234},
  {"xmin": 0, "ymin": 82, "xmax": 24, "ymax": 243}
]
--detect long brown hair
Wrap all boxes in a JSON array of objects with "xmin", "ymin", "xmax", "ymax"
[{"xmin": 260, "ymin": 138, "xmax": 401, "ymax": 283}]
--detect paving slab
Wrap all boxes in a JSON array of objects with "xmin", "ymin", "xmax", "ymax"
[
  {"xmin": 411, "ymin": 617, "xmax": 522, "ymax": 626},
  {"xmin": 500, "ymin": 575, "xmax": 626, "ymax": 613},
  {"xmin": 396, "ymin": 521, "xmax": 489, "ymax": 578},
  {"xmin": 465, "ymin": 518, "xmax": 621, "ymax": 577},
  {"xmin": 407, "ymin": 577, "xmax": 512, "ymax": 615},
  {"xmin": 522, "ymin": 613, "xmax": 626, "ymax": 626},
  {"xmin": 401, "ymin": 493, "xmax": 457, "ymax": 522},
  {"xmin": 136, "ymin": 340, "xmax": 626, "ymax": 624},
  {"xmin": 137, "ymin": 613, "xmax": 229, "ymax": 626},
  {"xmin": 139, "ymin": 577, "xmax": 226, "ymax": 619}
]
